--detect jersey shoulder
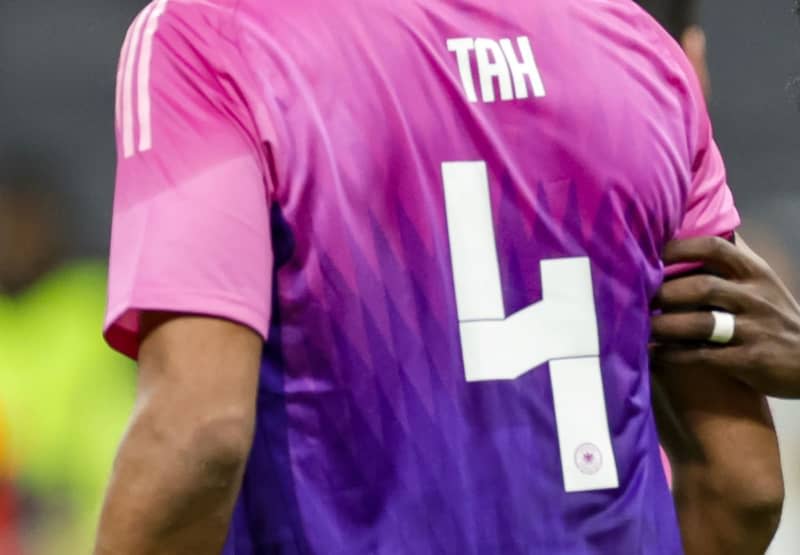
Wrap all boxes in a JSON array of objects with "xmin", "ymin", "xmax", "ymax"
[
  {"xmin": 584, "ymin": 0, "xmax": 708, "ymax": 154},
  {"xmin": 595, "ymin": 0, "xmax": 696, "ymax": 83},
  {"xmin": 121, "ymin": 0, "xmax": 241, "ymax": 51}
]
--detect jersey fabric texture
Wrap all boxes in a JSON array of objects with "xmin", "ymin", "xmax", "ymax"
[{"xmin": 106, "ymin": 1, "xmax": 739, "ymax": 554}]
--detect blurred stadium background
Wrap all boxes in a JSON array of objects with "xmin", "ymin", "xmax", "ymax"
[{"xmin": 0, "ymin": 0, "xmax": 798, "ymax": 553}]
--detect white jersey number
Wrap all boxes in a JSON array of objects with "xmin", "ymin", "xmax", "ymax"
[{"xmin": 442, "ymin": 161, "xmax": 619, "ymax": 493}]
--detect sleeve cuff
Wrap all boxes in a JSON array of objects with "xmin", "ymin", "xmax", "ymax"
[{"xmin": 104, "ymin": 289, "xmax": 269, "ymax": 360}]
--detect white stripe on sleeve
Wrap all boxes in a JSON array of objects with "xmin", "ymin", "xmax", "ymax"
[
  {"xmin": 136, "ymin": 0, "xmax": 170, "ymax": 154},
  {"xmin": 115, "ymin": 25, "xmax": 136, "ymax": 134},
  {"xmin": 122, "ymin": 3, "xmax": 155, "ymax": 159}
]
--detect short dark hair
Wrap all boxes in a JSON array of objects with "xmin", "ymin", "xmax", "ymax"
[{"xmin": 636, "ymin": 0, "xmax": 699, "ymax": 39}]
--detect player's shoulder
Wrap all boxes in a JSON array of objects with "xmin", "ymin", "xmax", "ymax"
[
  {"xmin": 578, "ymin": 0, "xmax": 699, "ymax": 102},
  {"xmin": 587, "ymin": 0, "xmax": 690, "ymax": 67},
  {"xmin": 579, "ymin": 0, "xmax": 677, "ymax": 38},
  {"xmin": 122, "ymin": 0, "xmax": 240, "ymax": 47},
  {"xmin": 116, "ymin": 0, "xmax": 253, "ymax": 84}
]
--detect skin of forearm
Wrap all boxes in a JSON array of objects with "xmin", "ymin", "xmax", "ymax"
[{"xmin": 93, "ymin": 387, "xmax": 253, "ymax": 555}]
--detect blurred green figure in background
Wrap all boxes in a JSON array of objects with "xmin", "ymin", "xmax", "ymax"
[{"xmin": 0, "ymin": 153, "xmax": 134, "ymax": 554}]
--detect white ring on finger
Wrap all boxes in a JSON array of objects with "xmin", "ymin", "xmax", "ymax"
[{"xmin": 709, "ymin": 311, "xmax": 736, "ymax": 345}]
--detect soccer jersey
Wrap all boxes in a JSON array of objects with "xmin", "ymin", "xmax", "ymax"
[{"xmin": 106, "ymin": 1, "xmax": 739, "ymax": 553}]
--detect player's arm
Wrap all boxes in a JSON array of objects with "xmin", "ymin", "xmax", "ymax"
[
  {"xmin": 652, "ymin": 344, "xmax": 783, "ymax": 555},
  {"xmin": 651, "ymin": 233, "xmax": 797, "ymax": 553},
  {"xmin": 94, "ymin": 314, "xmax": 261, "ymax": 554},
  {"xmin": 95, "ymin": 4, "xmax": 274, "ymax": 553},
  {"xmin": 650, "ymin": 33, "xmax": 784, "ymax": 553},
  {"xmin": 650, "ymin": 186, "xmax": 785, "ymax": 554},
  {"xmin": 652, "ymin": 234, "xmax": 800, "ymax": 398}
]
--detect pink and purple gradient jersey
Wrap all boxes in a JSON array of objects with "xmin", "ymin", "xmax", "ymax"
[{"xmin": 106, "ymin": 1, "xmax": 738, "ymax": 553}]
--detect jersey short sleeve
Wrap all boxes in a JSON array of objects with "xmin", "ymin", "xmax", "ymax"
[
  {"xmin": 106, "ymin": 1, "xmax": 274, "ymax": 359},
  {"xmin": 673, "ymin": 49, "xmax": 740, "ymax": 240}
]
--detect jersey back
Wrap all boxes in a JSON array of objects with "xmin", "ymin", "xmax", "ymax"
[{"xmin": 107, "ymin": 1, "xmax": 739, "ymax": 554}]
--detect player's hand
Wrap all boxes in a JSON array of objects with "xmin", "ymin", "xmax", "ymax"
[{"xmin": 650, "ymin": 235, "xmax": 800, "ymax": 398}]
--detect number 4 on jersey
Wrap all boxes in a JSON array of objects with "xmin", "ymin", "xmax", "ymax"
[{"xmin": 442, "ymin": 161, "xmax": 619, "ymax": 493}]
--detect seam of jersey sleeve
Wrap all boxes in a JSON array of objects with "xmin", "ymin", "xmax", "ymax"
[
  {"xmin": 197, "ymin": 1, "xmax": 280, "ymax": 201},
  {"xmin": 225, "ymin": 6, "xmax": 282, "ymax": 193}
]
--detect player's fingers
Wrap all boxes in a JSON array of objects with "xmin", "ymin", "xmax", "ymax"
[
  {"xmin": 649, "ymin": 344, "xmax": 745, "ymax": 373},
  {"xmin": 651, "ymin": 312, "xmax": 717, "ymax": 343},
  {"xmin": 655, "ymin": 274, "xmax": 744, "ymax": 313},
  {"xmin": 662, "ymin": 236, "xmax": 753, "ymax": 278}
]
